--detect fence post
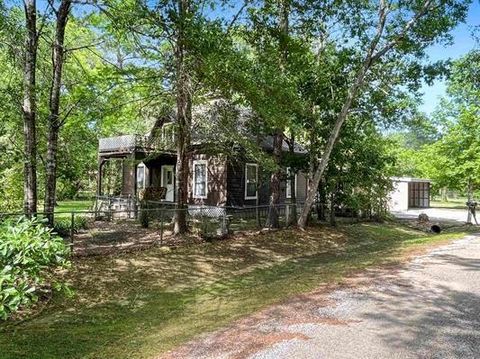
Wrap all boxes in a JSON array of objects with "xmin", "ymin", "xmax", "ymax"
[
  {"xmin": 108, "ymin": 197, "xmax": 112, "ymax": 221},
  {"xmin": 70, "ymin": 212, "xmax": 75, "ymax": 252},
  {"xmin": 200, "ymin": 206, "xmax": 205, "ymax": 236},
  {"xmin": 222, "ymin": 210, "xmax": 229, "ymax": 236},
  {"xmin": 160, "ymin": 208, "xmax": 164, "ymax": 246}
]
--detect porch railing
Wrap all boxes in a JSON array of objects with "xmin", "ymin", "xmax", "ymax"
[{"xmin": 99, "ymin": 134, "xmax": 176, "ymax": 153}]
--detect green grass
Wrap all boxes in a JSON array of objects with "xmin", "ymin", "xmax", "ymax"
[
  {"xmin": 431, "ymin": 197, "xmax": 467, "ymax": 209},
  {"xmin": 55, "ymin": 200, "xmax": 93, "ymax": 213},
  {"xmin": 0, "ymin": 222, "xmax": 473, "ymax": 359}
]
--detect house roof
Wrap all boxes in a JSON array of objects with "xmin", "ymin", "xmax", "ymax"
[
  {"xmin": 100, "ymin": 100, "xmax": 308, "ymax": 155},
  {"xmin": 260, "ymin": 136, "xmax": 307, "ymax": 154},
  {"xmin": 391, "ymin": 177, "xmax": 431, "ymax": 183}
]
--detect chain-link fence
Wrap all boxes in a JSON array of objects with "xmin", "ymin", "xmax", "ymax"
[{"xmin": 0, "ymin": 201, "xmax": 305, "ymax": 256}]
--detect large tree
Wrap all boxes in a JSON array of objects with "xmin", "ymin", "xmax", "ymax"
[
  {"xmin": 298, "ymin": 0, "xmax": 471, "ymax": 228},
  {"xmin": 22, "ymin": 0, "xmax": 39, "ymax": 216},
  {"xmin": 403, "ymin": 51, "xmax": 480, "ymax": 199},
  {"xmin": 44, "ymin": 0, "xmax": 73, "ymax": 225}
]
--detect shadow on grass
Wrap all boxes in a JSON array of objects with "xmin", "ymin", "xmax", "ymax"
[{"xmin": 0, "ymin": 223, "xmax": 469, "ymax": 359}]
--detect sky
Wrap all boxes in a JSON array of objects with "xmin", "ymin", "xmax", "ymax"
[
  {"xmin": 420, "ymin": 2, "xmax": 479, "ymax": 115},
  {"xmin": 16, "ymin": 0, "xmax": 479, "ymax": 117}
]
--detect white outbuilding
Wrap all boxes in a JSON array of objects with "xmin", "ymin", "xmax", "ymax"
[{"xmin": 388, "ymin": 177, "xmax": 431, "ymax": 212}]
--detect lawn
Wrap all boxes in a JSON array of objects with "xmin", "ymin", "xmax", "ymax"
[
  {"xmin": 0, "ymin": 222, "xmax": 471, "ymax": 359},
  {"xmin": 431, "ymin": 197, "xmax": 467, "ymax": 209},
  {"xmin": 55, "ymin": 200, "xmax": 93, "ymax": 213}
]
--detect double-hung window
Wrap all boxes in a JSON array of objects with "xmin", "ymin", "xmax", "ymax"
[
  {"xmin": 162, "ymin": 123, "xmax": 176, "ymax": 145},
  {"xmin": 137, "ymin": 163, "xmax": 146, "ymax": 190},
  {"xmin": 193, "ymin": 160, "xmax": 208, "ymax": 199},
  {"xmin": 245, "ymin": 163, "xmax": 258, "ymax": 200},
  {"xmin": 286, "ymin": 167, "xmax": 296, "ymax": 199}
]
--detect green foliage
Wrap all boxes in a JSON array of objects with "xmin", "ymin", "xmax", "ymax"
[
  {"xmin": 325, "ymin": 121, "xmax": 395, "ymax": 218},
  {"xmin": 53, "ymin": 216, "xmax": 88, "ymax": 237},
  {"xmin": 390, "ymin": 50, "xmax": 480, "ymax": 196},
  {"xmin": 0, "ymin": 0, "xmax": 474, "ymax": 218},
  {"xmin": 0, "ymin": 217, "xmax": 70, "ymax": 320},
  {"xmin": 0, "ymin": 223, "xmax": 469, "ymax": 358}
]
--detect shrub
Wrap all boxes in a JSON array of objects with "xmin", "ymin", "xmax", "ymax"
[
  {"xmin": 0, "ymin": 217, "xmax": 70, "ymax": 320},
  {"xmin": 53, "ymin": 215, "xmax": 88, "ymax": 237},
  {"xmin": 139, "ymin": 209, "xmax": 150, "ymax": 228}
]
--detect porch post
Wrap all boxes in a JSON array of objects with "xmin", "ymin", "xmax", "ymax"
[
  {"xmin": 133, "ymin": 153, "xmax": 138, "ymax": 199},
  {"xmin": 97, "ymin": 158, "xmax": 105, "ymax": 196}
]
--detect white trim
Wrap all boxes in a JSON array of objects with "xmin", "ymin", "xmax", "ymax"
[
  {"xmin": 136, "ymin": 163, "xmax": 146, "ymax": 190},
  {"xmin": 193, "ymin": 160, "xmax": 208, "ymax": 199},
  {"xmin": 162, "ymin": 122, "xmax": 175, "ymax": 143},
  {"xmin": 245, "ymin": 163, "xmax": 258, "ymax": 200},
  {"xmin": 286, "ymin": 168, "xmax": 297, "ymax": 199},
  {"xmin": 160, "ymin": 165, "xmax": 175, "ymax": 202}
]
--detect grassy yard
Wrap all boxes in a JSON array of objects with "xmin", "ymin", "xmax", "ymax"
[
  {"xmin": 55, "ymin": 200, "xmax": 93, "ymax": 213},
  {"xmin": 0, "ymin": 222, "xmax": 472, "ymax": 359},
  {"xmin": 431, "ymin": 197, "xmax": 467, "ymax": 209}
]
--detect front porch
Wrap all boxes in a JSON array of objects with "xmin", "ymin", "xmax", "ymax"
[{"xmin": 97, "ymin": 134, "xmax": 177, "ymax": 202}]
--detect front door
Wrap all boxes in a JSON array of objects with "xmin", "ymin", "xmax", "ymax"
[{"xmin": 161, "ymin": 165, "xmax": 175, "ymax": 202}]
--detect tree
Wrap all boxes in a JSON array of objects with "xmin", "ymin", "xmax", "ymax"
[
  {"xmin": 416, "ymin": 51, "xmax": 480, "ymax": 199},
  {"xmin": 22, "ymin": 0, "xmax": 39, "ymax": 216},
  {"xmin": 266, "ymin": 0, "xmax": 290, "ymax": 229},
  {"xmin": 298, "ymin": 0, "xmax": 471, "ymax": 228},
  {"xmin": 173, "ymin": 0, "xmax": 193, "ymax": 234},
  {"xmin": 100, "ymin": 0, "xmax": 235, "ymax": 234},
  {"xmin": 44, "ymin": 0, "xmax": 73, "ymax": 225}
]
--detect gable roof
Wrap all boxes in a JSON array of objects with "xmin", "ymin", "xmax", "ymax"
[{"xmin": 99, "ymin": 100, "xmax": 307, "ymax": 155}]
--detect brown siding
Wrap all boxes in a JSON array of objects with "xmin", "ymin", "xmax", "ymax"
[
  {"xmin": 122, "ymin": 158, "xmax": 135, "ymax": 195},
  {"xmin": 188, "ymin": 154, "xmax": 227, "ymax": 207},
  {"xmin": 226, "ymin": 160, "xmax": 245, "ymax": 207},
  {"xmin": 296, "ymin": 171, "xmax": 308, "ymax": 204},
  {"xmin": 227, "ymin": 161, "xmax": 282, "ymax": 207}
]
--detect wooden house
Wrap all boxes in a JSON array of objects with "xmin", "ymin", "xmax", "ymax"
[{"xmin": 97, "ymin": 104, "xmax": 309, "ymax": 210}]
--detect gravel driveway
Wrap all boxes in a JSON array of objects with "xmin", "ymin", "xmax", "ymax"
[
  {"xmin": 161, "ymin": 234, "xmax": 480, "ymax": 359},
  {"xmin": 392, "ymin": 208, "xmax": 470, "ymax": 224}
]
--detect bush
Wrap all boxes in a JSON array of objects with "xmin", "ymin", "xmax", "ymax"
[
  {"xmin": 139, "ymin": 209, "xmax": 149, "ymax": 228},
  {"xmin": 0, "ymin": 217, "xmax": 70, "ymax": 320},
  {"xmin": 53, "ymin": 215, "xmax": 88, "ymax": 237}
]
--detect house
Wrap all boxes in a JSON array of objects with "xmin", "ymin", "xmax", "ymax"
[
  {"xmin": 96, "ymin": 104, "xmax": 309, "ymax": 210},
  {"xmin": 388, "ymin": 177, "xmax": 431, "ymax": 211}
]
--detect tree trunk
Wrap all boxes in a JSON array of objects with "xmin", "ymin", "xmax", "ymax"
[
  {"xmin": 467, "ymin": 179, "xmax": 473, "ymax": 224},
  {"xmin": 22, "ymin": 0, "xmax": 38, "ymax": 217},
  {"xmin": 317, "ymin": 179, "xmax": 326, "ymax": 221},
  {"xmin": 288, "ymin": 134, "xmax": 297, "ymax": 225},
  {"xmin": 267, "ymin": 0, "xmax": 290, "ymax": 229},
  {"xmin": 173, "ymin": 0, "xmax": 192, "ymax": 235},
  {"xmin": 329, "ymin": 190, "xmax": 336, "ymax": 227},
  {"xmin": 441, "ymin": 187, "xmax": 448, "ymax": 202},
  {"xmin": 297, "ymin": 0, "xmax": 402, "ymax": 228},
  {"xmin": 297, "ymin": 72, "xmax": 366, "ymax": 228},
  {"xmin": 267, "ymin": 132, "xmax": 282, "ymax": 228},
  {"xmin": 45, "ymin": 0, "xmax": 72, "ymax": 226}
]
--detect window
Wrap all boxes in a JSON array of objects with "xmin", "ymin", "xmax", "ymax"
[
  {"xmin": 162, "ymin": 122, "xmax": 176, "ymax": 144},
  {"xmin": 136, "ymin": 163, "xmax": 146, "ymax": 190},
  {"xmin": 245, "ymin": 163, "xmax": 258, "ymax": 200},
  {"xmin": 408, "ymin": 181, "xmax": 430, "ymax": 208},
  {"xmin": 286, "ymin": 167, "xmax": 296, "ymax": 199},
  {"xmin": 193, "ymin": 160, "xmax": 208, "ymax": 199}
]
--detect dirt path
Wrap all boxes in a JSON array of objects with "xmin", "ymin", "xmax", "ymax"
[{"xmin": 159, "ymin": 234, "xmax": 480, "ymax": 359}]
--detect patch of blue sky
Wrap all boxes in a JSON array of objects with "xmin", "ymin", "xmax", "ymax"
[{"xmin": 420, "ymin": 1, "xmax": 478, "ymax": 115}]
